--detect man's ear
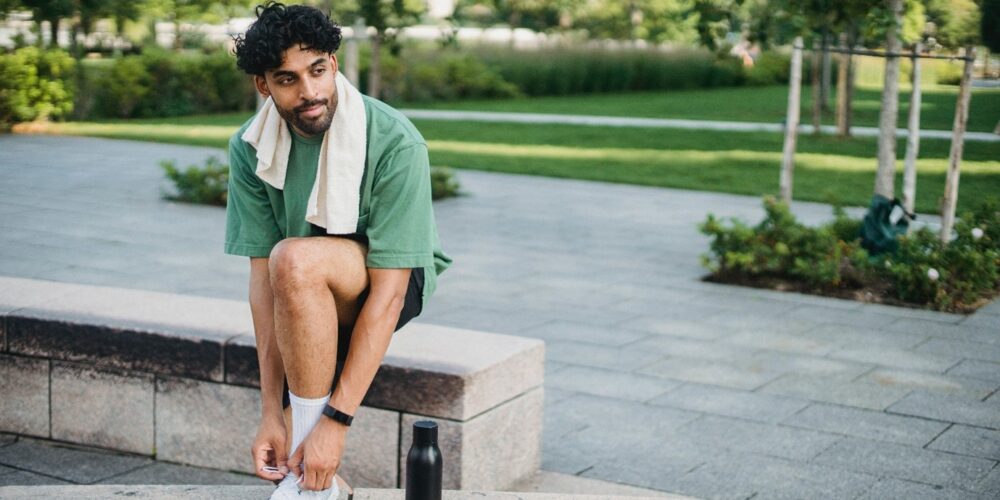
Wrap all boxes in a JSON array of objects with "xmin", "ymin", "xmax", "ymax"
[
  {"xmin": 253, "ymin": 75, "xmax": 270, "ymax": 97},
  {"xmin": 330, "ymin": 53, "xmax": 338, "ymax": 74}
]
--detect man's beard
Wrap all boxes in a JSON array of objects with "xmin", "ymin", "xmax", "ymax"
[{"xmin": 276, "ymin": 92, "xmax": 338, "ymax": 137}]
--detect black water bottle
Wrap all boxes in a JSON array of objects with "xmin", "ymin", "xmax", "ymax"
[{"xmin": 405, "ymin": 420, "xmax": 442, "ymax": 500}]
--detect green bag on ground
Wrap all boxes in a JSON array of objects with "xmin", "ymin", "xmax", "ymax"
[{"xmin": 860, "ymin": 194, "xmax": 911, "ymax": 255}]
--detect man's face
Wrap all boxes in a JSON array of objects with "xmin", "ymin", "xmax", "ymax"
[{"xmin": 255, "ymin": 45, "xmax": 338, "ymax": 137}]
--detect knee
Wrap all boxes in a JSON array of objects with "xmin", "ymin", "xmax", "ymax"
[{"xmin": 268, "ymin": 239, "xmax": 322, "ymax": 295}]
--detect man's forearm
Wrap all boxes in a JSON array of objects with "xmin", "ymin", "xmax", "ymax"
[
  {"xmin": 249, "ymin": 257, "xmax": 286, "ymax": 417},
  {"xmin": 329, "ymin": 269, "xmax": 409, "ymax": 415}
]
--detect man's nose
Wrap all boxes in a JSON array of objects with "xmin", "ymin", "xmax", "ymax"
[{"xmin": 300, "ymin": 77, "xmax": 318, "ymax": 101}]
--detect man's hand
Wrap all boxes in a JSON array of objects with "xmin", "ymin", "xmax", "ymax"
[
  {"xmin": 287, "ymin": 416, "xmax": 347, "ymax": 491},
  {"xmin": 252, "ymin": 413, "xmax": 289, "ymax": 483}
]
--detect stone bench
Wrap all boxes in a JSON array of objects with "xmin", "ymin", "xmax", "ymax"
[{"xmin": 0, "ymin": 277, "xmax": 545, "ymax": 490}]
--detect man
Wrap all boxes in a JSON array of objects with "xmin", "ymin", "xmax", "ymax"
[{"xmin": 226, "ymin": 3, "xmax": 450, "ymax": 498}]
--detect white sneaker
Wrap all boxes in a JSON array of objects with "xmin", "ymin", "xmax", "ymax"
[{"xmin": 269, "ymin": 471, "xmax": 340, "ymax": 500}]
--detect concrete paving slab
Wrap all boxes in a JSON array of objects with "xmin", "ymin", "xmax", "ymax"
[
  {"xmin": 639, "ymin": 357, "xmax": 784, "ymax": 391},
  {"xmin": 887, "ymin": 392, "xmax": 1000, "ymax": 429},
  {"xmin": 856, "ymin": 478, "xmax": 991, "ymax": 500},
  {"xmin": 886, "ymin": 318, "xmax": 1000, "ymax": 345},
  {"xmin": 673, "ymin": 415, "xmax": 841, "ymax": 461},
  {"xmin": 857, "ymin": 368, "xmax": 998, "ymax": 400},
  {"xmin": 928, "ymin": 425, "xmax": 1000, "ymax": 461},
  {"xmin": 616, "ymin": 317, "xmax": 730, "ymax": 341},
  {"xmin": 95, "ymin": 462, "xmax": 260, "ymax": 485},
  {"xmin": 827, "ymin": 346, "xmax": 961, "ymax": 372},
  {"xmin": 665, "ymin": 453, "xmax": 878, "ymax": 500},
  {"xmin": 544, "ymin": 340, "xmax": 665, "ymax": 372},
  {"xmin": 647, "ymin": 383, "xmax": 810, "ymax": 423},
  {"xmin": 546, "ymin": 365, "xmax": 677, "ymax": 402},
  {"xmin": 947, "ymin": 359, "xmax": 1000, "ymax": 383},
  {"xmin": 0, "ymin": 470, "xmax": 73, "ymax": 486},
  {"xmin": 780, "ymin": 403, "xmax": 948, "ymax": 446},
  {"xmin": 759, "ymin": 373, "xmax": 913, "ymax": 410},
  {"xmin": 521, "ymin": 321, "xmax": 650, "ymax": 347},
  {"xmin": 509, "ymin": 470, "xmax": 689, "ymax": 498},
  {"xmin": 814, "ymin": 437, "xmax": 996, "ymax": 490},
  {"xmin": 915, "ymin": 338, "xmax": 1000, "ymax": 364},
  {"xmin": 0, "ymin": 438, "xmax": 152, "ymax": 485}
]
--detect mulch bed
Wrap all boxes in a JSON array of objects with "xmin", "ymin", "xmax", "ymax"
[{"xmin": 703, "ymin": 272, "xmax": 993, "ymax": 314}]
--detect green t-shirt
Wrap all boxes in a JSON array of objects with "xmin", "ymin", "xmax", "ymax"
[{"xmin": 224, "ymin": 95, "xmax": 451, "ymax": 303}]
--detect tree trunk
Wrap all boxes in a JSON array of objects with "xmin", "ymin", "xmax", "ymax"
[
  {"xmin": 821, "ymin": 30, "xmax": 832, "ymax": 112},
  {"xmin": 509, "ymin": 12, "xmax": 521, "ymax": 47},
  {"xmin": 940, "ymin": 47, "xmax": 977, "ymax": 243},
  {"xmin": 367, "ymin": 34, "xmax": 382, "ymax": 98},
  {"xmin": 811, "ymin": 39, "xmax": 821, "ymax": 135},
  {"xmin": 780, "ymin": 37, "xmax": 804, "ymax": 204},
  {"xmin": 874, "ymin": 0, "xmax": 903, "ymax": 200},
  {"xmin": 173, "ymin": 19, "xmax": 182, "ymax": 51},
  {"xmin": 48, "ymin": 18, "xmax": 59, "ymax": 48},
  {"xmin": 902, "ymin": 42, "xmax": 923, "ymax": 217},
  {"xmin": 836, "ymin": 32, "xmax": 851, "ymax": 137}
]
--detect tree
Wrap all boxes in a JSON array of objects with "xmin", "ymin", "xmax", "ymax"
[
  {"xmin": 574, "ymin": 0, "xmax": 696, "ymax": 44},
  {"xmin": 364, "ymin": 0, "xmax": 423, "ymax": 97},
  {"xmin": 21, "ymin": 0, "xmax": 74, "ymax": 47}
]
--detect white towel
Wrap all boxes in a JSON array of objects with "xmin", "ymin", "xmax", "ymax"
[{"xmin": 241, "ymin": 71, "xmax": 367, "ymax": 235}]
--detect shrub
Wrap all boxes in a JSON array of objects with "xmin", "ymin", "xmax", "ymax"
[
  {"xmin": 79, "ymin": 49, "xmax": 256, "ymax": 119},
  {"xmin": 935, "ymin": 62, "xmax": 963, "ymax": 85},
  {"xmin": 161, "ymin": 157, "xmax": 229, "ymax": 206},
  {"xmin": 430, "ymin": 167, "xmax": 461, "ymax": 200},
  {"xmin": 96, "ymin": 57, "xmax": 151, "ymax": 118},
  {"xmin": 699, "ymin": 196, "xmax": 871, "ymax": 290},
  {"xmin": 357, "ymin": 46, "xmax": 519, "ymax": 103},
  {"xmin": 745, "ymin": 51, "xmax": 791, "ymax": 86},
  {"xmin": 0, "ymin": 47, "xmax": 75, "ymax": 126},
  {"xmin": 471, "ymin": 46, "xmax": 747, "ymax": 97},
  {"xmin": 161, "ymin": 158, "xmax": 460, "ymax": 205},
  {"xmin": 701, "ymin": 197, "xmax": 1000, "ymax": 312}
]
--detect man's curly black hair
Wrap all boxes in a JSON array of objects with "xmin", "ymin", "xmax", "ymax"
[{"xmin": 233, "ymin": 2, "xmax": 342, "ymax": 76}]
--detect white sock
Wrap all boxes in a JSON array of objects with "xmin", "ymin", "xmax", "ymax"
[{"xmin": 288, "ymin": 390, "xmax": 331, "ymax": 463}]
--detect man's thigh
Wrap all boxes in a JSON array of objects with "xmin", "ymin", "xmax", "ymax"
[{"xmin": 269, "ymin": 236, "xmax": 369, "ymax": 327}]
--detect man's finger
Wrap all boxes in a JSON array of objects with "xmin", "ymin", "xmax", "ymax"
[
  {"xmin": 286, "ymin": 446, "xmax": 303, "ymax": 475},
  {"xmin": 252, "ymin": 446, "xmax": 283, "ymax": 481}
]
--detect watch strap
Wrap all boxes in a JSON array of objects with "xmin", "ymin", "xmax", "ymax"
[{"xmin": 322, "ymin": 405, "xmax": 354, "ymax": 427}]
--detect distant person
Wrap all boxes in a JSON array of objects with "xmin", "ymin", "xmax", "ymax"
[{"xmin": 226, "ymin": 2, "xmax": 451, "ymax": 498}]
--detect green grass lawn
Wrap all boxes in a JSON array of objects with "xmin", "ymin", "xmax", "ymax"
[
  {"xmin": 19, "ymin": 82, "xmax": 999, "ymax": 215},
  {"xmin": 404, "ymin": 84, "xmax": 1000, "ymax": 133}
]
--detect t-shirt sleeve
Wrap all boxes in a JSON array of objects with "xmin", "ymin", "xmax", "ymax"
[
  {"xmin": 224, "ymin": 136, "xmax": 283, "ymax": 257},
  {"xmin": 365, "ymin": 143, "xmax": 437, "ymax": 269}
]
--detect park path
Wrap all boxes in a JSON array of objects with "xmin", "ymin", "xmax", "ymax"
[
  {"xmin": 1, "ymin": 135, "xmax": 999, "ymax": 499},
  {"xmin": 400, "ymin": 109, "xmax": 1000, "ymax": 142}
]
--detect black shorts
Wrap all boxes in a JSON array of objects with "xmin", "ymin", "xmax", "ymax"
[{"xmin": 281, "ymin": 267, "xmax": 424, "ymax": 408}]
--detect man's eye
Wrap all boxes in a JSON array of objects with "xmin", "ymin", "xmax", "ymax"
[{"xmin": 313, "ymin": 68, "xmax": 326, "ymax": 75}]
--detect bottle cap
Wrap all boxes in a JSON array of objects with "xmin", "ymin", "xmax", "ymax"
[{"xmin": 413, "ymin": 420, "xmax": 438, "ymax": 445}]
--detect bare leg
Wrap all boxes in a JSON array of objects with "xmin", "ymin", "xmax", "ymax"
[{"xmin": 268, "ymin": 237, "xmax": 369, "ymax": 399}]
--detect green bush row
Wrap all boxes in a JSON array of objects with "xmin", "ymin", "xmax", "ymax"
[
  {"xmin": 473, "ymin": 47, "xmax": 749, "ymax": 96},
  {"xmin": 700, "ymin": 197, "xmax": 1000, "ymax": 313},
  {"xmin": 76, "ymin": 49, "xmax": 257, "ymax": 119},
  {"xmin": 161, "ymin": 157, "xmax": 462, "ymax": 206},
  {"xmin": 3, "ymin": 45, "xmax": 792, "ymax": 122}
]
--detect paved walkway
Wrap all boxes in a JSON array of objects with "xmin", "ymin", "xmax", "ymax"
[
  {"xmin": 400, "ymin": 109, "xmax": 1000, "ymax": 142},
  {"xmin": 1, "ymin": 135, "xmax": 999, "ymax": 499}
]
